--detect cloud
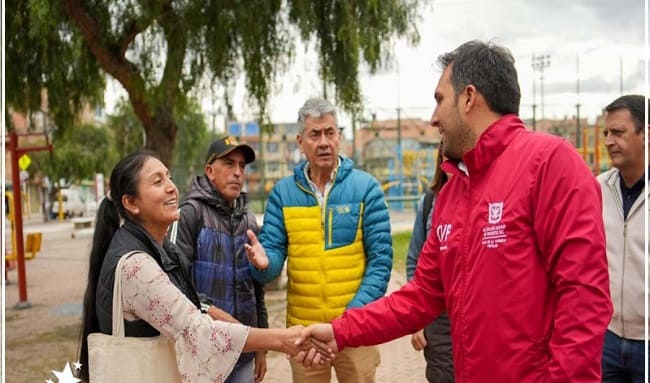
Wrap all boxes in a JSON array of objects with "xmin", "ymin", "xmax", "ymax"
[
  {"xmin": 189, "ymin": 1, "xmax": 646, "ymax": 125},
  {"xmin": 427, "ymin": 0, "xmax": 644, "ymax": 58}
]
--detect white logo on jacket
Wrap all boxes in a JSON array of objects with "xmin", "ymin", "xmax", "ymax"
[
  {"xmin": 488, "ymin": 202, "xmax": 503, "ymax": 224},
  {"xmin": 483, "ymin": 201, "xmax": 507, "ymax": 248},
  {"xmin": 436, "ymin": 224, "xmax": 452, "ymax": 250}
]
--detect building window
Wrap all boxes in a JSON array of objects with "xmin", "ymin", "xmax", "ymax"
[
  {"xmin": 245, "ymin": 122, "xmax": 260, "ymax": 136},
  {"xmin": 266, "ymin": 162, "xmax": 280, "ymax": 173},
  {"xmin": 228, "ymin": 123, "xmax": 241, "ymax": 136},
  {"xmin": 285, "ymin": 123, "xmax": 300, "ymax": 135},
  {"xmin": 266, "ymin": 142, "xmax": 279, "ymax": 152}
]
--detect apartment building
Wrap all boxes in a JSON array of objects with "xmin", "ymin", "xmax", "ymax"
[{"xmin": 226, "ymin": 121, "xmax": 302, "ymax": 196}]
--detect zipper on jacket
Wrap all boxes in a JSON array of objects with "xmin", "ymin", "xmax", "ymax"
[
  {"xmin": 302, "ymin": 165, "xmax": 339, "ymax": 304},
  {"xmin": 620, "ymin": 222, "xmax": 627, "ymax": 337},
  {"xmin": 230, "ymin": 211, "xmax": 238, "ymax": 319},
  {"xmin": 296, "ymin": 177, "xmax": 329, "ymax": 304},
  {"xmin": 609, "ymin": 171, "xmax": 640, "ymax": 338},
  {"xmin": 458, "ymin": 173, "xmax": 471, "ymax": 381},
  {"xmin": 327, "ymin": 208, "xmax": 334, "ymax": 246},
  {"xmin": 322, "ymin": 169, "xmax": 339, "ymax": 245}
]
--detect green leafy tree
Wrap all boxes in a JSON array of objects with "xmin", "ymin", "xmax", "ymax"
[
  {"xmin": 33, "ymin": 123, "xmax": 116, "ymax": 185},
  {"xmin": 106, "ymin": 99, "xmax": 147, "ymax": 159},
  {"xmin": 105, "ymin": 97, "xmax": 210, "ymax": 191},
  {"xmin": 8, "ymin": 0, "xmax": 420, "ymax": 166},
  {"xmin": 6, "ymin": 0, "xmax": 104, "ymax": 133},
  {"xmin": 171, "ymin": 99, "xmax": 211, "ymax": 193}
]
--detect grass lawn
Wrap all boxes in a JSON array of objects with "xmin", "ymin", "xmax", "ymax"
[{"xmin": 391, "ymin": 231, "xmax": 412, "ymax": 275}]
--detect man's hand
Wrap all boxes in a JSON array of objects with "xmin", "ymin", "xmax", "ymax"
[
  {"xmin": 282, "ymin": 325, "xmax": 335, "ymax": 366},
  {"xmin": 289, "ymin": 324, "xmax": 338, "ymax": 368},
  {"xmin": 254, "ymin": 351, "xmax": 267, "ymax": 383},
  {"xmin": 244, "ymin": 230, "xmax": 269, "ymax": 271},
  {"xmin": 411, "ymin": 329, "xmax": 427, "ymax": 351},
  {"xmin": 206, "ymin": 306, "xmax": 239, "ymax": 324}
]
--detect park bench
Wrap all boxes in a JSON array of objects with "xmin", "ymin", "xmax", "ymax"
[{"xmin": 71, "ymin": 217, "xmax": 94, "ymax": 239}]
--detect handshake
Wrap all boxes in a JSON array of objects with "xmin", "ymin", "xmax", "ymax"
[
  {"xmin": 245, "ymin": 230, "xmax": 341, "ymax": 366},
  {"xmin": 280, "ymin": 323, "xmax": 340, "ymax": 367}
]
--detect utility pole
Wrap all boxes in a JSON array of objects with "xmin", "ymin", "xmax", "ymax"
[
  {"xmin": 6, "ymin": 131, "xmax": 52, "ymax": 308},
  {"xmin": 351, "ymin": 113, "xmax": 357, "ymax": 164},
  {"xmin": 531, "ymin": 54, "xmax": 537, "ymax": 131},
  {"xmin": 258, "ymin": 125, "xmax": 266, "ymax": 211},
  {"xmin": 619, "ymin": 56, "xmax": 623, "ymax": 95},
  {"xmin": 394, "ymin": 52, "xmax": 404, "ymax": 210},
  {"xmin": 396, "ymin": 107, "xmax": 403, "ymax": 210},
  {"xmin": 532, "ymin": 54, "xmax": 551, "ymax": 122}
]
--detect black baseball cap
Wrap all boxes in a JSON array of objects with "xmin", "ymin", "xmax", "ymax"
[{"xmin": 205, "ymin": 136, "xmax": 256, "ymax": 165}]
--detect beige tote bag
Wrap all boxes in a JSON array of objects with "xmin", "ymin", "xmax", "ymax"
[{"xmin": 88, "ymin": 252, "xmax": 182, "ymax": 382}]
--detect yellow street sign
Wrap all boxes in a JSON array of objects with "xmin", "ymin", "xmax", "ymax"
[{"xmin": 18, "ymin": 154, "xmax": 31, "ymax": 170}]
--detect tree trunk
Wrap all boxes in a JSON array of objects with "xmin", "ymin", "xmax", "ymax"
[
  {"xmin": 144, "ymin": 106, "xmax": 177, "ymax": 167},
  {"xmin": 62, "ymin": 0, "xmax": 183, "ymax": 167}
]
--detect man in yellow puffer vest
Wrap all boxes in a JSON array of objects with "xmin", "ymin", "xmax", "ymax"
[{"xmin": 246, "ymin": 98, "xmax": 393, "ymax": 383}]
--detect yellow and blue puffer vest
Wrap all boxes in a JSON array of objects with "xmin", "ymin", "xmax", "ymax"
[{"xmin": 251, "ymin": 156, "xmax": 393, "ymax": 326}]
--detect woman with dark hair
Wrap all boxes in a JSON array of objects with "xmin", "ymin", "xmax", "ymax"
[
  {"xmin": 405, "ymin": 142, "xmax": 453, "ymax": 382},
  {"xmin": 78, "ymin": 151, "xmax": 309, "ymax": 382}
]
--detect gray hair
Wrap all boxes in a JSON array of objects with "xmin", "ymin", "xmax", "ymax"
[{"xmin": 297, "ymin": 98, "xmax": 338, "ymax": 133}]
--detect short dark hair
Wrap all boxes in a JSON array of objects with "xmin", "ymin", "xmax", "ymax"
[
  {"xmin": 605, "ymin": 95, "xmax": 647, "ymax": 133},
  {"xmin": 438, "ymin": 40, "xmax": 521, "ymax": 116}
]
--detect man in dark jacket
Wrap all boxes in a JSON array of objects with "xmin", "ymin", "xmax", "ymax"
[{"xmin": 170, "ymin": 136, "xmax": 268, "ymax": 383}]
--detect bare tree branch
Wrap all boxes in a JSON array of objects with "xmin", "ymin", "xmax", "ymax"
[{"xmin": 62, "ymin": 0, "xmax": 153, "ymax": 128}]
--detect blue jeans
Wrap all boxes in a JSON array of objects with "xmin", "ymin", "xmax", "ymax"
[
  {"xmin": 225, "ymin": 359, "xmax": 254, "ymax": 383},
  {"xmin": 602, "ymin": 330, "xmax": 646, "ymax": 383}
]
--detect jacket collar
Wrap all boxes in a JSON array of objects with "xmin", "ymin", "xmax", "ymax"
[
  {"xmin": 185, "ymin": 175, "xmax": 248, "ymax": 216},
  {"xmin": 121, "ymin": 219, "xmax": 167, "ymax": 261},
  {"xmin": 462, "ymin": 114, "xmax": 525, "ymax": 175},
  {"xmin": 604, "ymin": 167, "xmax": 648, "ymax": 203},
  {"xmin": 294, "ymin": 155, "xmax": 353, "ymax": 189}
]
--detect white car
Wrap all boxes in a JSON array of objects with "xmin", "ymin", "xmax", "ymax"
[{"xmin": 51, "ymin": 188, "xmax": 86, "ymax": 219}]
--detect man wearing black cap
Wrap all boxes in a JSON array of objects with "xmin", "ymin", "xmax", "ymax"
[{"xmin": 169, "ymin": 135, "xmax": 269, "ymax": 383}]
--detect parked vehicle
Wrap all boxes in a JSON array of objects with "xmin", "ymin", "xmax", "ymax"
[{"xmin": 51, "ymin": 188, "xmax": 86, "ymax": 219}]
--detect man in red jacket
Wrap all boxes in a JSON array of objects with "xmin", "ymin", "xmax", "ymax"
[{"xmin": 296, "ymin": 40, "xmax": 613, "ymax": 382}]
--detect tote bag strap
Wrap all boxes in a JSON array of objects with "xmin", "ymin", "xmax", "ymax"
[{"xmin": 112, "ymin": 251, "xmax": 144, "ymax": 337}]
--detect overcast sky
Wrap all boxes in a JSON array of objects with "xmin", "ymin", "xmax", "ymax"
[{"xmin": 106, "ymin": 0, "xmax": 646, "ymax": 130}]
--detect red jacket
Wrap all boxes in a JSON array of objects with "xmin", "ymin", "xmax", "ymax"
[{"xmin": 332, "ymin": 115, "xmax": 612, "ymax": 383}]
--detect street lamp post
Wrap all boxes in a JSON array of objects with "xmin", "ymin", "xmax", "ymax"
[
  {"xmin": 396, "ymin": 107, "xmax": 403, "ymax": 211},
  {"xmin": 576, "ymin": 55, "xmax": 581, "ymax": 149},
  {"xmin": 532, "ymin": 54, "xmax": 551, "ymax": 124}
]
